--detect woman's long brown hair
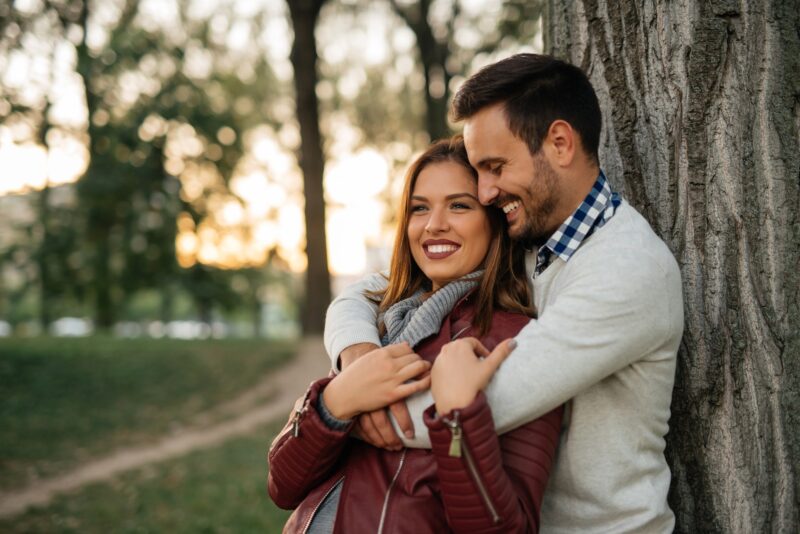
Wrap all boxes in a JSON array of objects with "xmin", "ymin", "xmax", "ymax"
[{"xmin": 368, "ymin": 136, "xmax": 533, "ymax": 336}]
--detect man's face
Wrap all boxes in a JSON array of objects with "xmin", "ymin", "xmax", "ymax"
[{"xmin": 463, "ymin": 103, "xmax": 562, "ymax": 243}]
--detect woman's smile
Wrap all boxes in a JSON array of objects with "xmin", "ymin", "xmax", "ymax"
[{"xmin": 423, "ymin": 239, "xmax": 461, "ymax": 259}]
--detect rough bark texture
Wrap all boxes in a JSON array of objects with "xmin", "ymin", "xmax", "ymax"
[
  {"xmin": 547, "ymin": 1, "xmax": 799, "ymax": 532},
  {"xmin": 288, "ymin": 0, "xmax": 332, "ymax": 335}
]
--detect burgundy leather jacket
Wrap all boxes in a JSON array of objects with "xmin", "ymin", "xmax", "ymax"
[{"xmin": 268, "ymin": 297, "xmax": 563, "ymax": 533}]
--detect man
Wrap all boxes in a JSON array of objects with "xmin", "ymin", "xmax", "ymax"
[{"xmin": 324, "ymin": 54, "xmax": 683, "ymax": 532}]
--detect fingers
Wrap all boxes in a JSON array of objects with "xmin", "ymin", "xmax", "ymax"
[
  {"xmin": 388, "ymin": 401, "xmax": 414, "ymax": 439},
  {"xmin": 367, "ymin": 409, "xmax": 402, "ymax": 450},
  {"xmin": 457, "ymin": 337, "xmax": 490, "ymax": 357},
  {"xmin": 482, "ymin": 338, "xmax": 517, "ymax": 376},
  {"xmin": 396, "ymin": 358, "xmax": 431, "ymax": 382},
  {"xmin": 392, "ymin": 352, "xmax": 426, "ymax": 369},
  {"xmin": 356, "ymin": 413, "xmax": 388, "ymax": 448},
  {"xmin": 382, "ymin": 342, "xmax": 415, "ymax": 357},
  {"xmin": 396, "ymin": 374, "xmax": 431, "ymax": 400}
]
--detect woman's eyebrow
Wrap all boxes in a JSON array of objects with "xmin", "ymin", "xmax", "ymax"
[
  {"xmin": 445, "ymin": 192, "xmax": 479, "ymax": 201},
  {"xmin": 411, "ymin": 192, "xmax": 478, "ymax": 202}
]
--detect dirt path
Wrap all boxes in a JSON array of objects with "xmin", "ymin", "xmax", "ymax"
[{"xmin": 0, "ymin": 337, "xmax": 330, "ymax": 519}]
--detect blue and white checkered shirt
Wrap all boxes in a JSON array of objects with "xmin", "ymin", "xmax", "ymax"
[{"xmin": 535, "ymin": 171, "xmax": 621, "ymax": 276}]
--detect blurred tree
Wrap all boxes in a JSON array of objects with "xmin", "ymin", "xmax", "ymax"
[
  {"xmin": 0, "ymin": 3, "xmax": 83, "ymax": 330},
  {"xmin": 1, "ymin": 0, "xmax": 285, "ymax": 331},
  {"xmin": 387, "ymin": 0, "xmax": 544, "ymax": 142},
  {"xmin": 387, "ymin": 0, "xmax": 453, "ymax": 141},
  {"xmin": 287, "ymin": 0, "xmax": 331, "ymax": 336},
  {"xmin": 547, "ymin": 1, "xmax": 799, "ymax": 531}
]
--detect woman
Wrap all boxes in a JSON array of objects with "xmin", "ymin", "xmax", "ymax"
[{"xmin": 268, "ymin": 137, "xmax": 562, "ymax": 533}]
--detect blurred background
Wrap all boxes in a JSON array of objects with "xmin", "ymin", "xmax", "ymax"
[{"xmin": 0, "ymin": 0, "xmax": 541, "ymax": 531}]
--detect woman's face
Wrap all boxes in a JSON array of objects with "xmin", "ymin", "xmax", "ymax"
[{"xmin": 407, "ymin": 161, "xmax": 492, "ymax": 291}]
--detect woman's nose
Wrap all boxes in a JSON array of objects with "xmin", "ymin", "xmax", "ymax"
[{"xmin": 425, "ymin": 208, "xmax": 449, "ymax": 233}]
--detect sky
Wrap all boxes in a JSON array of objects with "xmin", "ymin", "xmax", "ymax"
[{"xmin": 0, "ymin": 0, "xmax": 540, "ymax": 278}]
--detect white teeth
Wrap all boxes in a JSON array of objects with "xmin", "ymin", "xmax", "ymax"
[
  {"xmin": 427, "ymin": 244, "xmax": 458, "ymax": 254},
  {"xmin": 502, "ymin": 200, "xmax": 521, "ymax": 214}
]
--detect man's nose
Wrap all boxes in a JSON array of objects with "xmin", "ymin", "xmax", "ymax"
[{"xmin": 478, "ymin": 175, "xmax": 500, "ymax": 206}]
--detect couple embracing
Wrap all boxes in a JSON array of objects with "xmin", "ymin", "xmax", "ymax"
[{"xmin": 269, "ymin": 53, "xmax": 683, "ymax": 534}]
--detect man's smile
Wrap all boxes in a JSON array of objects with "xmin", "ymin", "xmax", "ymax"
[{"xmin": 501, "ymin": 200, "xmax": 522, "ymax": 214}]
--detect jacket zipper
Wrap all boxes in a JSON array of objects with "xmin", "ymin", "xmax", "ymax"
[
  {"xmin": 376, "ymin": 449, "xmax": 407, "ymax": 534},
  {"xmin": 270, "ymin": 388, "xmax": 313, "ymax": 457},
  {"xmin": 301, "ymin": 475, "xmax": 345, "ymax": 534},
  {"xmin": 444, "ymin": 411, "xmax": 501, "ymax": 524},
  {"xmin": 292, "ymin": 387, "xmax": 313, "ymax": 438}
]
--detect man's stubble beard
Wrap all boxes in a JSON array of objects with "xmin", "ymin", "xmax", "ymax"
[{"xmin": 510, "ymin": 154, "xmax": 560, "ymax": 246}]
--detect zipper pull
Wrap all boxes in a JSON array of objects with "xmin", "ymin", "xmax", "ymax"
[
  {"xmin": 449, "ymin": 425, "xmax": 462, "ymax": 457},
  {"xmin": 292, "ymin": 387, "xmax": 313, "ymax": 438},
  {"xmin": 444, "ymin": 411, "xmax": 462, "ymax": 457},
  {"xmin": 292, "ymin": 410, "xmax": 301, "ymax": 437}
]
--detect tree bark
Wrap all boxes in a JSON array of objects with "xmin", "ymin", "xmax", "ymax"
[
  {"xmin": 287, "ymin": 0, "xmax": 332, "ymax": 335},
  {"xmin": 546, "ymin": 1, "xmax": 799, "ymax": 531}
]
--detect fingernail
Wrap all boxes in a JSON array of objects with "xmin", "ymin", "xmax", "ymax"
[
  {"xmin": 508, "ymin": 339, "xmax": 517, "ymax": 350},
  {"xmin": 405, "ymin": 430, "xmax": 414, "ymax": 438}
]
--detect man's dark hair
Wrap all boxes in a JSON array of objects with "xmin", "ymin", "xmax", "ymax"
[{"xmin": 452, "ymin": 53, "xmax": 601, "ymax": 162}]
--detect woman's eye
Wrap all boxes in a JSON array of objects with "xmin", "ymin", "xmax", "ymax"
[
  {"xmin": 410, "ymin": 205, "xmax": 428, "ymax": 213},
  {"xmin": 451, "ymin": 202, "xmax": 471, "ymax": 210}
]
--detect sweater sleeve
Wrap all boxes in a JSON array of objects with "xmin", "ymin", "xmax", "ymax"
[
  {"xmin": 424, "ymin": 392, "xmax": 563, "ymax": 534},
  {"xmin": 486, "ymin": 243, "xmax": 683, "ymax": 433},
  {"xmin": 267, "ymin": 378, "xmax": 354, "ymax": 509},
  {"xmin": 323, "ymin": 272, "xmax": 386, "ymax": 371}
]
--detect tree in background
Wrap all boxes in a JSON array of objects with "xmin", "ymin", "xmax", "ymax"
[
  {"xmin": 287, "ymin": 0, "xmax": 331, "ymax": 336},
  {"xmin": 547, "ymin": 1, "xmax": 799, "ymax": 530},
  {"xmin": 1, "ymin": 0, "xmax": 286, "ymax": 331},
  {"xmin": 0, "ymin": 2, "xmax": 87, "ymax": 329},
  {"xmin": 387, "ymin": 0, "xmax": 544, "ymax": 142}
]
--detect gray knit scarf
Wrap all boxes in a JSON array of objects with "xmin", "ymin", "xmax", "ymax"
[{"xmin": 380, "ymin": 270, "xmax": 483, "ymax": 348}]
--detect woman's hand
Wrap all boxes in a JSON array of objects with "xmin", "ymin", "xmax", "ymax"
[
  {"xmin": 431, "ymin": 338, "xmax": 517, "ymax": 414},
  {"xmin": 323, "ymin": 342, "xmax": 432, "ymax": 421}
]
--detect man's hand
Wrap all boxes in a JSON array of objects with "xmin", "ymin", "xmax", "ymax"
[
  {"xmin": 324, "ymin": 343, "xmax": 430, "ymax": 421},
  {"xmin": 431, "ymin": 337, "xmax": 517, "ymax": 414},
  {"xmin": 353, "ymin": 398, "xmax": 418, "ymax": 450}
]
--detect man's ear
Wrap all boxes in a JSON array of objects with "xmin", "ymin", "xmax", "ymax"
[{"xmin": 544, "ymin": 120, "xmax": 577, "ymax": 167}]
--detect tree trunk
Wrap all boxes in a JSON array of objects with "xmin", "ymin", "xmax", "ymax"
[
  {"xmin": 389, "ymin": 0, "xmax": 452, "ymax": 142},
  {"xmin": 35, "ymin": 100, "xmax": 53, "ymax": 330},
  {"xmin": 546, "ymin": 1, "xmax": 799, "ymax": 531},
  {"xmin": 75, "ymin": 0, "xmax": 114, "ymax": 330},
  {"xmin": 288, "ymin": 0, "xmax": 332, "ymax": 335}
]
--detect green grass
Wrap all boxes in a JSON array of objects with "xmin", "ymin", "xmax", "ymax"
[
  {"xmin": 0, "ymin": 336, "xmax": 295, "ymax": 490},
  {"xmin": 0, "ymin": 425, "xmax": 293, "ymax": 533}
]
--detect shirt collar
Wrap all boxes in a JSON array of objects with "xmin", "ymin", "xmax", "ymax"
[{"xmin": 538, "ymin": 171, "xmax": 617, "ymax": 267}]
